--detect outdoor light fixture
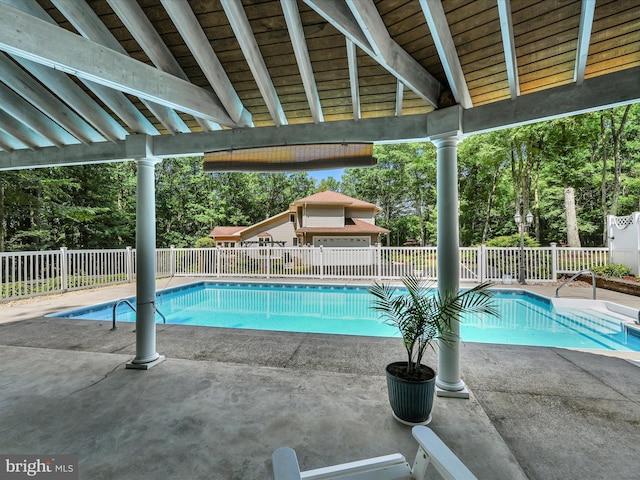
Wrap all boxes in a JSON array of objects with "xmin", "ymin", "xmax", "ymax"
[
  {"xmin": 514, "ymin": 210, "xmax": 534, "ymax": 284},
  {"xmin": 203, "ymin": 143, "xmax": 376, "ymax": 172}
]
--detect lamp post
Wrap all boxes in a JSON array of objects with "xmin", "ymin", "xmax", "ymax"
[{"xmin": 514, "ymin": 210, "xmax": 534, "ymax": 284}]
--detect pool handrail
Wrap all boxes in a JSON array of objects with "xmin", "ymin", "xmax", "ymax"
[
  {"xmin": 111, "ymin": 299, "xmax": 167, "ymax": 330},
  {"xmin": 555, "ymin": 270, "xmax": 596, "ymax": 299}
]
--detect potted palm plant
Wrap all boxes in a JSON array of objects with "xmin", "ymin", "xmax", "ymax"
[{"xmin": 369, "ymin": 275, "xmax": 499, "ymax": 425}]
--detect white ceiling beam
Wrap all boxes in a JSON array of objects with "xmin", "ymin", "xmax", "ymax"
[
  {"xmin": 345, "ymin": 0, "xmax": 391, "ymax": 59},
  {"xmin": 305, "ymin": 0, "xmax": 442, "ymax": 108},
  {"xmin": 496, "ymin": 0, "xmax": 520, "ymax": 99},
  {"xmin": 395, "ymin": 80, "xmax": 404, "ymax": 117},
  {"xmin": 160, "ymin": 0, "xmax": 252, "ymax": 128},
  {"xmin": 464, "ymin": 66, "xmax": 640, "ymax": 135},
  {"xmin": 304, "ymin": 0, "xmax": 372, "ymax": 51},
  {"xmin": 0, "ymin": 3, "xmax": 241, "ymax": 128},
  {"xmin": 12, "ymin": 57, "xmax": 128, "ymax": 142},
  {"xmin": 346, "ymin": 39, "xmax": 361, "ymax": 120},
  {"xmin": 107, "ymin": 0, "xmax": 220, "ymax": 132},
  {"xmin": 0, "ymin": 130, "xmax": 29, "ymax": 151},
  {"xmin": 2, "ymin": 66, "xmax": 639, "ymax": 169},
  {"xmin": 0, "ymin": 110, "xmax": 55, "ymax": 150},
  {"xmin": 51, "ymin": 0, "xmax": 190, "ymax": 135},
  {"xmin": 281, "ymin": 0, "xmax": 324, "ymax": 123},
  {"xmin": 419, "ymin": 0, "xmax": 472, "ymax": 107},
  {"xmin": 574, "ymin": 0, "xmax": 596, "ymax": 85},
  {"xmin": 0, "ymin": 127, "xmax": 29, "ymax": 151},
  {"xmin": 0, "ymin": 82, "xmax": 80, "ymax": 147},
  {"xmin": 0, "ymin": 53, "xmax": 103, "ymax": 145},
  {"xmin": 1, "ymin": 0, "xmax": 156, "ymax": 137},
  {"xmin": 221, "ymin": 0, "xmax": 288, "ymax": 127}
]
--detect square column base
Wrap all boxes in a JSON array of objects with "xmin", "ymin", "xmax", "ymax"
[
  {"xmin": 126, "ymin": 355, "xmax": 166, "ymax": 370},
  {"xmin": 436, "ymin": 385, "xmax": 470, "ymax": 399}
]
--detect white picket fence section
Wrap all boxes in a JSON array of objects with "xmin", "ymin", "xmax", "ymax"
[{"xmin": 0, "ymin": 244, "xmax": 610, "ymax": 302}]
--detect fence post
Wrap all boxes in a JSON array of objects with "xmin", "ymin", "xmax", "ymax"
[
  {"xmin": 170, "ymin": 246, "xmax": 176, "ymax": 277},
  {"xmin": 376, "ymin": 243, "xmax": 382, "ymax": 279},
  {"xmin": 479, "ymin": 244, "xmax": 485, "ymax": 282},
  {"xmin": 319, "ymin": 246, "xmax": 324, "ymax": 279},
  {"xmin": 266, "ymin": 244, "xmax": 271, "ymax": 279},
  {"xmin": 60, "ymin": 247, "xmax": 68, "ymax": 292},
  {"xmin": 550, "ymin": 242, "xmax": 558, "ymax": 281},
  {"xmin": 126, "ymin": 246, "xmax": 133, "ymax": 283},
  {"xmin": 216, "ymin": 247, "xmax": 221, "ymax": 277}
]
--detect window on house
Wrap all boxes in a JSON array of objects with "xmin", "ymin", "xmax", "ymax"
[
  {"xmin": 290, "ymin": 213, "xmax": 295, "ymax": 223},
  {"xmin": 293, "ymin": 238, "xmax": 298, "ymax": 246}
]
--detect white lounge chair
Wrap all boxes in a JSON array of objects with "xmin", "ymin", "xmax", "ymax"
[{"xmin": 272, "ymin": 425, "xmax": 477, "ymax": 480}]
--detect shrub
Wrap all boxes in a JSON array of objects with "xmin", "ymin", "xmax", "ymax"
[
  {"xmin": 486, "ymin": 234, "xmax": 539, "ymax": 248},
  {"xmin": 194, "ymin": 237, "xmax": 216, "ymax": 248},
  {"xmin": 591, "ymin": 263, "xmax": 632, "ymax": 278}
]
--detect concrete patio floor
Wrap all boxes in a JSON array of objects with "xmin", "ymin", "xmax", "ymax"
[{"xmin": 1, "ymin": 278, "xmax": 639, "ymax": 479}]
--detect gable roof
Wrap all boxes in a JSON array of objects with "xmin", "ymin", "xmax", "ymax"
[
  {"xmin": 297, "ymin": 218, "xmax": 389, "ymax": 235},
  {"xmin": 210, "ymin": 226, "xmax": 246, "ymax": 237},
  {"xmin": 291, "ymin": 191, "xmax": 379, "ymax": 210}
]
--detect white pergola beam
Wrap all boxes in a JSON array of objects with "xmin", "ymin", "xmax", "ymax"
[
  {"xmin": 0, "ymin": 82, "xmax": 80, "ymax": 147},
  {"xmin": 281, "ymin": 0, "xmax": 324, "ymax": 123},
  {"xmin": 395, "ymin": 80, "xmax": 404, "ymax": 117},
  {"xmin": 221, "ymin": 0, "xmax": 288, "ymax": 127},
  {"xmin": 51, "ymin": 0, "xmax": 190, "ymax": 135},
  {"xmin": 0, "ymin": 53, "xmax": 103, "ymax": 145},
  {"xmin": 420, "ymin": 0, "xmax": 472, "ymax": 107},
  {"xmin": 0, "ymin": 110, "xmax": 55, "ymax": 150},
  {"xmin": 346, "ymin": 0, "xmax": 391, "ymax": 59},
  {"xmin": 304, "ymin": 0, "xmax": 372, "ymax": 52},
  {"xmin": 12, "ymin": 57, "xmax": 128, "ymax": 142},
  {"xmin": 574, "ymin": 0, "xmax": 596, "ymax": 85},
  {"xmin": 107, "ymin": 0, "xmax": 220, "ymax": 132},
  {"xmin": 0, "ymin": 3, "xmax": 241, "ymax": 128},
  {"xmin": 346, "ymin": 39, "xmax": 361, "ymax": 120},
  {"xmin": 160, "ymin": 0, "xmax": 252, "ymax": 128},
  {"xmin": 1, "ymin": 0, "xmax": 157, "ymax": 136},
  {"xmin": 0, "ymin": 130, "xmax": 28, "ymax": 151},
  {"xmin": 306, "ymin": 0, "xmax": 442, "ymax": 108},
  {"xmin": 497, "ymin": 0, "xmax": 520, "ymax": 99},
  {"xmin": 1, "ymin": 66, "xmax": 638, "ymax": 169},
  {"xmin": 463, "ymin": 66, "xmax": 640, "ymax": 135}
]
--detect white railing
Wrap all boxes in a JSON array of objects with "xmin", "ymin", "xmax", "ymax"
[{"xmin": 0, "ymin": 243, "xmax": 611, "ymax": 302}]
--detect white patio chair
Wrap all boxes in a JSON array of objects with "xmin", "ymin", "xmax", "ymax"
[{"xmin": 272, "ymin": 425, "xmax": 477, "ymax": 480}]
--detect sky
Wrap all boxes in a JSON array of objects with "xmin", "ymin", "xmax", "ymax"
[{"xmin": 306, "ymin": 168, "xmax": 345, "ymax": 182}]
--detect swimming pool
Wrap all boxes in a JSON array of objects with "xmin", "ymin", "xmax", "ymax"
[{"xmin": 49, "ymin": 281, "xmax": 640, "ymax": 352}]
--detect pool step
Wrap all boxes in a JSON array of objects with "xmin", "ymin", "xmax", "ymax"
[{"xmin": 556, "ymin": 309, "xmax": 622, "ymax": 335}]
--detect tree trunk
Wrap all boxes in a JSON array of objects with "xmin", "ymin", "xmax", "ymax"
[
  {"xmin": 564, "ymin": 187, "xmax": 581, "ymax": 247},
  {"xmin": 609, "ymin": 105, "xmax": 631, "ymax": 216},
  {"xmin": 481, "ymin": 167, "xmax": 499, "ymax": 243}
]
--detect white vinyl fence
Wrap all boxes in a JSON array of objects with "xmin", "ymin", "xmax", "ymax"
[{"xmin": 0, "ymin": 244, "xmax": 609, "ymax": 302}]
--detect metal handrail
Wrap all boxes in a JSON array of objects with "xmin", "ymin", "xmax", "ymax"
[
  {"xmin": 111, "ymin": 299, "xmax": 167, "ymax": 330},
  {"xmin": 555, "ymin": 270, "xmax": 596, "ymax": 299}
]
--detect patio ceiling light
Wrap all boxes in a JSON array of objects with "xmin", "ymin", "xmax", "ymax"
[{"xmin": 203, "ymin": 143, "xmax": 375, "ymax": 172}]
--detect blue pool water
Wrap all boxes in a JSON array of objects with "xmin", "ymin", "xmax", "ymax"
[{"xmin": 50, "ymin": 281, "xmax": 640, "ymax": 352}]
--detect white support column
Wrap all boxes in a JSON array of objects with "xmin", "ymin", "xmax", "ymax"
[
  {"xmin": 126, "ymin": 156, "xmax": 165, "ymax": 370},
  {"xmin": 433, "ymin": 134, "xmax": 469, "ymax": 398}
]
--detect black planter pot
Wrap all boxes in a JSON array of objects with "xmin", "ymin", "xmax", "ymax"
[{"xmin": 385, "ymin": 361, "xmax": 436, "ymax": 425}]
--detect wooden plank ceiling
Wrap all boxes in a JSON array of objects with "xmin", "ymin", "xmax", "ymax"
[{"xmin": 0, "ymin": 0, "xmax": 638, "ymax": 160}]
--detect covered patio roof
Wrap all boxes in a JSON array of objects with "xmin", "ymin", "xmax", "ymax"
[{"xmin": 0, "ymin": 0, "xmax": 638, "ymax": 169}]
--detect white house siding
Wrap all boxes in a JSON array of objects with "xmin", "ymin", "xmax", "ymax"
[
  {"xmin": 244, "ymin": 219, "xmax": 296, "ymax": 246},
  {"xmin": 345, "ymin": 208, "xmax": 376, "ymax": 224},
  {"xmin": 304, "ymin": 205, "xmax": 344, "ymax": 227}
]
